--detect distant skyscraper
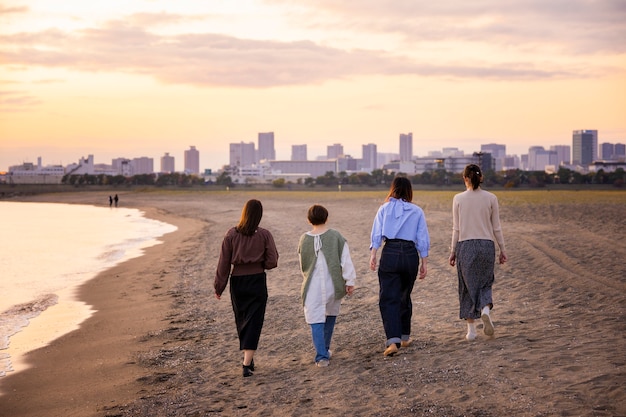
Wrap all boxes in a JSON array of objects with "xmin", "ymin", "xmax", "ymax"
[
  {"xmin": 481, "ymin": 143, "xmax": 507, "ymax": 171},
  {"xmin": 600, "ymin": 142, "xmax": 615, "ymax": 159},
  {"xmin": 132, "ymin": 157, "xmax": 154, "ymax": 175},
  {"xmin": 112, "ymin": 158, "xmax": 131, "ymax": 176},
  {"xmin": 291, "ymin": 144, "xmax": 307, "ymax": 161},
  {"xmin": 615, "ymin": 143, "xmax": 626, "ymax": 159},
  {"xmin": 362, "ymin": 143, "xmax": 377, "ymax": 172},
  {"xmin": 327, "ymin": 143, "xmax": 344, "ymax": 159},
  {"xmin": 473, "ymin": 152, "xmax": 493, "ymax": 172},
  {"xmin": 399, "ymin": 133, "xmax": 413, "ymax": 162},
  {"xmin": 527, "ymin": 146, "xmax": 544, "ymax": 171},
  {"xmin": 258, "ymin": 132, "xmax": 276, "ymax": 162},
  {"xmin": 161, "ymin": 152, "xmax": 175, "ymax": 173},
  {"xmin": 550, "ymin": 145, "xmax": 571, "ymax": 165},
  {"xmin": 230, "ymin": 142, "xmax": 256, "ymax": 167},
  {"xmin": 527, "ymin": 147, "xmax": 558, "ymax": 171},
  {"xmin": 481, "ymin": 143, "xmax": 506, "ymax": 158},
  {"xmin": 572, "ymin": 130, "xmax": 597, "ymax": 165},
  {"xmin": 184, "ymin": 146, "xmax": 200, "ymax": 174}
]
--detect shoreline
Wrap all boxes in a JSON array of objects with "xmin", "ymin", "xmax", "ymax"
[
  {"xmin": 0, "ymin": 202, "xmax": 177, "ymax": 379},
  {"xmin": 0, "ymin": 190, "xmax": 624, "ymax": 417},
  {"xmin": 3, "ymin": 287, "xmax": 94, "ymax": 377},
  {"xmin": 0, "ymin": 196, "xmax": 205, "ymax": 416}
]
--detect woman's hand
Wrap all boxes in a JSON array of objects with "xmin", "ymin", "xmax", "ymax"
[
  {"xmin": 499, "ymin": 251, "xmax": 507, "ymax": 264},
  {"xmin": 448, "ymin": 253, "xmax": 456, "ymax": 267},
  {"xmin": 369, "ymin": 249, "xmax": 378, "ymax": 271},
  {"xmin": 345, "ymin": 285, "xmax": 355, "ymax": 296},
  {"xmin": 419, "ymin": 257, "xmax": 428, "ymax": 279}
]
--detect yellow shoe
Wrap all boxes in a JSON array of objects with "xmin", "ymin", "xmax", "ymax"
[
  {"xmin": 400, "ymin": 339, "xmax": 413, "ymax": 348},
  {"xmin": 383, "ymin": 344, "xmax": 399, "ymax": 357}
]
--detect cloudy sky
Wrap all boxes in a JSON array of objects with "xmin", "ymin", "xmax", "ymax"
[{"xmin": 1, "ymin": 0, "xmax": 625, "ymax": 172}]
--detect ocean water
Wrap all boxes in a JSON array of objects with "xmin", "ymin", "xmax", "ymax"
[{"xmin": 0, "ymin": 201, "xmax": 177, "ymax": 377}]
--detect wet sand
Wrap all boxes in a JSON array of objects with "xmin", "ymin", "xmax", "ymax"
[{"xmin": 0, "ymin": 189, "xmax": 624, "ymax": 417}]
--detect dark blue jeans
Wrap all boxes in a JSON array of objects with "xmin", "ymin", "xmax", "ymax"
[{"xmin": 378, "ymin": 240, "xmax": 419, "ymax": 346}]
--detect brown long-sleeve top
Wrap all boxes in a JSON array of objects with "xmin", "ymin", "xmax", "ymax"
[{"xmin": 214, "ymin": 226, "xmax": 279, "ymax": 296}]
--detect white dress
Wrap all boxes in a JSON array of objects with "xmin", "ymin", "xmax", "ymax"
[{"xmin": 302, "ymin": 232, "xmax": 356, "ymax": 324}]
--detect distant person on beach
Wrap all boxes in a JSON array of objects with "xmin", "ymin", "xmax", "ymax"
[
  {"xmin": 114, "ymin": 194, "xmax": 119, "ymax": 207},
  {"xmin": 109, "ymin": 195, "xmax": 113, "ymax": 207},
  {"xmin": 214, "ymin": 199, "xmax": 279, "ymax": 377},
  {"xmin": 448, "ymin": 164, "xmax": 507, "ymax": 341},
  {"xmin": 298, "ymin": 205, "xmax": 356, "ymax": 367},
  {"xmin": 369, "ymin": 177, "xmax": 430, "ymax": 357}
]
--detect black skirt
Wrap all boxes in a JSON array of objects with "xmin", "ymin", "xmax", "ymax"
[{"xmin": 229, "ymin": 272, "xmax": 268, "ymax": 350}]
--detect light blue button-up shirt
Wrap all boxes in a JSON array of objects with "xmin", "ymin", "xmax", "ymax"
[{"xmin": 370, "ymin": 197, "xmax": 430, "ymax": 257}]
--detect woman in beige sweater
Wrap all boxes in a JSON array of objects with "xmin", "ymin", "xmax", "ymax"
[{"xmin": 449, "ymin": 164, "xmax": 507, "ymax": 341}]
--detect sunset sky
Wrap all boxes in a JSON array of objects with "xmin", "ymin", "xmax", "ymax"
[{"xmin": 1, "ymin": 0, "xmax": 625, "ymax": 172}]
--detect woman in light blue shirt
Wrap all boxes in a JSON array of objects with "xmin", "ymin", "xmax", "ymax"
[{"xmin": 370, "ymin": 176, "xmax": 430, "ymax": 356}]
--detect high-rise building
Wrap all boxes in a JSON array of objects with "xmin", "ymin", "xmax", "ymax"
[
  {"xmin": 473, "ymin": 152, "xmax": 493, "ymax": 172},
  {"xmin": 572, "ymin": 130, "xmax": 597, "ymax": 165},
  {"xmin": 481, "ymin": 143, "xmax": 506, "ymax": 171},
  {"xmin": 481, "ymin": 143, "xmax": 506, "ymax": 158},
  {"xmin": 600, "ymin": 143, "xmax": 615, "ymax": 159},
  {"xmin": 184, "ymin": 146, "xmax": 200, "ymax": 174},
  {"xmin": 615, "ymin": 143, "xmax": 626, "ymax": 160},
  {"xmin": 550, "ymin": 145, "xmax": 571, "ymax": 165},
  {"xmin": 399, "ymin": 133, "xmax": 413, "ymax": 162},
  {"xmin": 528, "ymin": 147, "xmax": 559, "ymax": 171},
  {"xmin": 112, "ymin": 158, "xmax": 132, "ymax": 176},
  {"xmin": 230, "ymin": 142, "xmax": 256, "ymax": 168},
  {"xmin": 258, "ymin": 132, "xmax": 276, "ymax": 162},
  {"xmin": 291, "ymin": 144, "xmax": 307, "ymax": 161},
  {"xmin": 160, "ymin": 153, "xmax": 175, "ymax": 173},
  {"xmin": 132, "ymin": 157, "xmax": 154, "ymax": 175},
  {"xmin": 362, "ymin": 143, "xmax": 377, "ymax": 172},
  {"xmin": 527, "ymin": 146, "xmax": 560, "ymax": 171},
  {"xmin": 327, "ymin": 143, "xmax": 344, "ymax": 159}
]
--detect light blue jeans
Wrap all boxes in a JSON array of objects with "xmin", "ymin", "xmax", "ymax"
[{"xmin": 310, "ymin": 315, "xmax": 337, "ymax": 363}]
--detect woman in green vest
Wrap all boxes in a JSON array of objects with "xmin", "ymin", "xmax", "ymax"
[{"xmin": 298, "ymin": 205, "xmax": 356, "ymax": 367}]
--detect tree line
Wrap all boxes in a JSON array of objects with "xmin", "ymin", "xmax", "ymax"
[{"xmin": 63, "ymin": 166, "xmax": 624, "ymax": 188}]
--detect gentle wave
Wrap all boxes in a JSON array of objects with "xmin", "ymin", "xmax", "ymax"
[
  {"xmin": 0, "ymin": 294, "xmax": 59, "ymax": 376},
  {"xmin": 0, "ymin": 201, "xmax": 177, "ymax": 378}
]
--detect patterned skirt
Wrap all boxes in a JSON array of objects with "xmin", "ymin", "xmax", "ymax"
[{"xmin": 455, "ymin": 239, "xmax": 495, "ymax": 319}]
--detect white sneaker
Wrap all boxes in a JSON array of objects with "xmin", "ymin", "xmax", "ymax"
[
  {"xmin": 316, "ymin": 359, "xmax": 330, "ymax": 367},
  {"xmin": 466, "ymin": 322, "xmax": 477, "ymax": 341},
  {"xmin": 466, "ymin": 328, "xmax": 477, "ymax": 341},
  {"xmin": 481, "ymin": 309, "xmax": 494, "ymax": 336}
]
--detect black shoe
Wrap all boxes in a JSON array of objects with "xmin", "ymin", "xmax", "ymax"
[
  {"xmin": 243, "ymin": 365, "xmax": 254, "ymax": 377},
  {"xmin": 243, "ymin": 359, "xmax": 255, "ymax": 371}
]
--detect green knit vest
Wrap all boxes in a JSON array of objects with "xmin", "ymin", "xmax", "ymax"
[{"xmin": 298, "ymin": 229, "xmax": 347, "ymax": 305}]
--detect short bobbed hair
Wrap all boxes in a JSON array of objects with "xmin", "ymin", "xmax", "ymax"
[{"xmin": 307, "ymin": 205, "xmax": 328, "ymax": 226}]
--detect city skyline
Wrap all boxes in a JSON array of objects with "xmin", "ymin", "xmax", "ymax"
[
  {"xmin": 6, "ymin": 131, "xmax": 624, "ymax": 175},
  {"xmin": 1, "ymin": 1, "xmax": 625, "ymax": 172}
]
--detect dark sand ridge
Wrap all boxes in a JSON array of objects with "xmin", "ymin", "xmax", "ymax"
[{"xmin": 0, "ymin": 189, "xmax": 624, "ymax": 417}]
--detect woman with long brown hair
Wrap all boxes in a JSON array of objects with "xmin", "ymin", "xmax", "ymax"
[{"xmin": 214, "ymin": 199, "xmax": 279, "ymax": 377}]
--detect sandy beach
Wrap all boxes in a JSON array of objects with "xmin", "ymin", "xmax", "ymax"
[{"xmin": 0, "ymin": 188, "xmax": 624, "ymax": 417}]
